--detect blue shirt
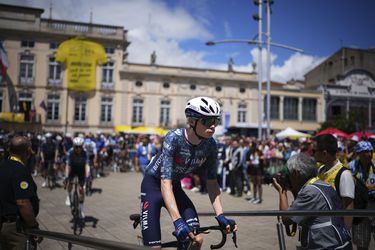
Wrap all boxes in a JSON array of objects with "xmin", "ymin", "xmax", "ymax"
[
  {"xmin": 145, "ymin": 128, "xmax": 218, "ymax": 181},
  {"xmin": 136, "ymin": 143, "xmax": 157, "ymax": 167}
]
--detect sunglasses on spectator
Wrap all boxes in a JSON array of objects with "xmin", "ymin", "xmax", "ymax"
[{"xmin": 198, "ymin": 117, "xmax": 220, "ymax": 127}]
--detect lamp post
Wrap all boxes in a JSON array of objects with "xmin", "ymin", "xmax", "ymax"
[{"xmin": 207, "ymin": 0, "xmax": 303, "ymax": 139}]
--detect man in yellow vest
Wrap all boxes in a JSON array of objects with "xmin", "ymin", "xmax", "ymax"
[{"xmin": 313, "ymin": 134, "xmax": 355, "ymax": 229}]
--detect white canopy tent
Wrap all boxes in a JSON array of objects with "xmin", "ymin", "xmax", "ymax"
[{"xmin": 275, "ymin": 127, "xmax": 312, "ymax": 139}]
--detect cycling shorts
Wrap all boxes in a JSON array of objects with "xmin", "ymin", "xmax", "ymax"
[
  {"xmin": 68, "ymin": 167, "xmax": 85, "ymax": 187},
  {"xmin": 140, "ymin": 174, "xmax": 200, "ymax": 247}
]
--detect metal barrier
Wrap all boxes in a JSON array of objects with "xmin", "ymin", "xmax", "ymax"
[
  {"xmin": 198, "ymin": 209, "xmax": 375, "ymax": 217},
  {"xmin": 26, "ymin": 210, "xmax": 375, "ymax": 250},
  {"xmin": 27, "ymin": 229, "xmax": 147, "ymax": 250},
  {"xmin": 199, "ymin": 209, "xmax": 375, "ymax": 250}
]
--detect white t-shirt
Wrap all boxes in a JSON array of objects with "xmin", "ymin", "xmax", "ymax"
[
  {"xmin": 339, "ymin": 170, "xmax": 355, "ymax": 199},
  {"xmin": 322, "ymin": 161, "xmax": 355, "ymax": 199}
]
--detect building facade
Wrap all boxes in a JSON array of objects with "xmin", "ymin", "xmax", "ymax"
[
  {"xmin": 0, "ymin": 4, "xmax": 324, "ymax": 136},
  {"xmin": 304, "ymin": 47, "xmax": 375, "ymax": 130},
  {"xmin": 0, "ymin": 4, "xmax": 129, "ymax": 133}
]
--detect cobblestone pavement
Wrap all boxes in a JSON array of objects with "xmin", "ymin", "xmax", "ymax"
[{"xmin": 34, "ymin": 171, "xmax": 370, "ymax": 250}]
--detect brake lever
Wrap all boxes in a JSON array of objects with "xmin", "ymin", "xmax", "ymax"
[{"xmin": 232, "ymin": 231, "xmax": 238, "ymax": 248}]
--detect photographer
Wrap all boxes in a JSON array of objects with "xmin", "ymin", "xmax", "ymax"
[{"xmin": 273, "ymin": 153, "xmax": 352, "ymax": 250}]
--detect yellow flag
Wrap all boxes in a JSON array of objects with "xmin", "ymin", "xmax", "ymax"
[{"xmin": 56, "ymin": 37, "xmax": 107, "ymax": 92}]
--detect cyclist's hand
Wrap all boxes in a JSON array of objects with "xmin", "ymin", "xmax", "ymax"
[
  {"xmin": 173, "ymin": 218, "xmax": 192, "ymax": 242},
  {"xmin": 215, "ymin": 214, "xmax": 237, "ymax": 233}
]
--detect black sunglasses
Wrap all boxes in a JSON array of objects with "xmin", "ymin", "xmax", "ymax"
[{"xmin": 199, "ymin": 117, "xmax": 221, "ymax": 127}]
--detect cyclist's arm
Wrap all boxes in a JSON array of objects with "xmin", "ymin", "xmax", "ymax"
[
  {"xmin": 206, "ymin": 179, "xmax": 223, "ymax": 216},
  {"xmin": 206, "ymin": 143, "xmax": 224, "ymax": 216},
  {"xmin": 65, "ymin": 150, "xmax": 71, "ymax": 177},
  {"xmin": 85, "ymin": 151, "xmax": 90, "ymax": 177},
  {"xmin": 161, "ymin": 179, "xmax": 181, "ymax": 221},
  {"xmin": 40, "ymin": 145, "xmax": 45, "ymax": 163}
]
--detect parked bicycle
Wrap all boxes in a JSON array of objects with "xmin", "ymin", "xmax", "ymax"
[{"xmin": 129, "ymin": 213, "xmax": 237, "ymax": 249}]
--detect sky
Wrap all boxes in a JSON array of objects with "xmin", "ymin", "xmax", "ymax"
[{"xmin": 1, "ymin": 0, "xmax": 374, "ymax": 83}]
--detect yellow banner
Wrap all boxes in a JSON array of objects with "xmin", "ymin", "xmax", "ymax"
[
  {"xmin": 56, "ymin": 37, "xmax": 107, "ymax": 92},
  {"xmin": 115, "ymin": 125, "xmax": 168, "ymax": 136},
  {"xmin": 0, "ymin": 112, "xmax": 25, "ymax": 123}
]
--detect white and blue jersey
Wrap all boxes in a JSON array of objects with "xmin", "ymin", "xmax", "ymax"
[
  {"xmin": 144, "ymin": 128, "xmax": 218, "ymax": 181},
  {"xmin": 140, "ymin": 128, "xmax": 218, "ymax": 247}
]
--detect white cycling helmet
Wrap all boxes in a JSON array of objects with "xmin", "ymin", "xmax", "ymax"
[
  {"xmin": 73, "ymin": 137, "xmax": 84, "ymax": 146},
  {"xmin": 185, "ymin": 96, "xmax": 221, "ymax": 119}
]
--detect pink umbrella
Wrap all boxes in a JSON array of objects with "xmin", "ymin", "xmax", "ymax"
[{"xmin": 316, "ymin": 128, "xmax": 349, "ymax": 138}]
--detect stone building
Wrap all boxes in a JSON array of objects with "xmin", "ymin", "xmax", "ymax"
[
  {"xmin": 0, "ymin": 3, "xmax": 324, "ymax": 136},
  {"xmin": 305, "ymin": 47, "xmax": 375, "ymax": 130}
]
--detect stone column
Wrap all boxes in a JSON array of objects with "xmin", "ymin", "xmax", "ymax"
[
  {"xmin": 280, "ymin": 96, "xmax": 284, "ymax": 121},
  {"xmin": 298, "ymin": 97, "xmax": 303, "ymax": 122}
]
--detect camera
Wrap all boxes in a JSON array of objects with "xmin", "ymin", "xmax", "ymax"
[{"xmin": 263, "ymin": 171, "xmax": 292, "ymax": 190}]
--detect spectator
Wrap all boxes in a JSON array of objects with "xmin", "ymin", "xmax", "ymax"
[
  {"xmin": 314, "ymin": 134, "xmax": 355, "ymax": 228},
  {"xmin": 248, "ymin": 142, "xmax": 264, "ymax": 204},
  {"xmin": 0, "ymin": 136, "xmax": 42, "ymax": 249},
  {"xmin": 135, "ymin": 135, "xmax": 157, "ymax": 174},
  {"xmin": 348, "ymin": 140, "xmax": 375, "ymax": 250},
  {"xmin": 273, "ymin": 153, "xmax": 352, "ymax": 250},
  {"xmin": 229, "ymin": 139, "xmax": 243, "ymax": 197}
]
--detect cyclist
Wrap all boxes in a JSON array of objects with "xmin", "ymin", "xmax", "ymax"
[
  {"xmin": 64, "ymin": 137, "xmax": 89, "ymax": 219},
  {"xmin": 83, "ymin": 136, "xmax": 97, "ymax": 177},
  {"xmin": 40, "ymin": 133, "xmax": 57, "ymax": 187},
  {"xmin": 140, "ymin": 97, "xmax": 238, "ymax": 249}
]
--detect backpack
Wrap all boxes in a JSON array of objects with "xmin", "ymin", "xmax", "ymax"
[{"xmin": 335, "ymin": 166, "xmax": 368, "ymax": 224}]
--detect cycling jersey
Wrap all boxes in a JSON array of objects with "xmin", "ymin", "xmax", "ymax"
[
  {"xmin": 67, "ymin": 148, "xmax": 88, "ymax": 186},
  {"xmin": 144, "ymin": 128, "xmax": 218, "ymax": 181},
  {"xmin": 140, "ymin": 128, "xmax": 218, "ymax": 246}
]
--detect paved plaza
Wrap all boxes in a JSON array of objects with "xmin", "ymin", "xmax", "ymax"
[{"xmin": 34, "ymin": 171, "xmax": 369, "ymax": 250}]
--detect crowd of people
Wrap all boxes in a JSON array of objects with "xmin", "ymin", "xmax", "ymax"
[{"xmin": 1, "ymin": 106, "xmax": 375, "ymax": 249}]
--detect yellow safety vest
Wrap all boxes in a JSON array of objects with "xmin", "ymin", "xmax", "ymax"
[{"xmin": 318, "ymin": 162, "xmax": 345, "ymax": 189}]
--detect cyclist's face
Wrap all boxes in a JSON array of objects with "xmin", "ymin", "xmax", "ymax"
[
  {"xmin": 74, "ymin": 146, "xmax": 83, "ymax": 152},
  {"xmin": 196, "ymin": 117, "xmax": 219, "ymax": 138}
]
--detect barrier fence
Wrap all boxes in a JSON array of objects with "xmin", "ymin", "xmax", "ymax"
[{"xmin": 26, "ymin": 209, "xmax": 375, "ymax": 250}]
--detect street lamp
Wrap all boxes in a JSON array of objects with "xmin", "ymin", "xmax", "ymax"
[{"xmin": 207, "ymin": 0, "xmax": 303, "ymax": 139}]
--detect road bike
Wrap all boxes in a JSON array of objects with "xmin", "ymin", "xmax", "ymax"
[
  {"xmin": 46, "ymin": 160, "xmax": 56, "ymax": 190},
  {"xmin": 129, "ymin": 213, "xmax": 237, "ymax": 249},
  {"xmin": 65, "ymin": 176, "xmax": 83, "ymax": 236}
]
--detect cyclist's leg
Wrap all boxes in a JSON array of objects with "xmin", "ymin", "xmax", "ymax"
[
  {"xmin": 173, "ymin": 184, "xmax": 203, "ymax": 249},
  {"xmin": 77, "ymin": 167, "xmax": 86, "ymax": 218},
  {"xmin": 140, "ymin": 175, "xmax": 163, "ymax": 247},
  {"xmin": 65, "ymin": 168, "xmax": 74, "ymax": 206}
]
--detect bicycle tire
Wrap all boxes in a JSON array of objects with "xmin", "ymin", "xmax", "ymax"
[{"xmin": 72, "ymin": 191, "xmax": 80, "ymax": 235}]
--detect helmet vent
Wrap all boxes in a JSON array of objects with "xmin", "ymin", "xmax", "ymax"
[
  {"xmin": 209, "ymin": 106, "xmax": 215, "ymax": 113},
  {"xmin": 201, "ymin": 98, "xmax": 208, "ymax": 105},
  {"xmin": 200, "ymin": 106, "xmax": 210, "ymax": 113}
]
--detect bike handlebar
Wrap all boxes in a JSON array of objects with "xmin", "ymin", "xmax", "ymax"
[
  {"xmin": 194, "ymin": 225, "xmax": 237, "ymax": 249},
  {"xmin": 129, "ymin": 214, "xmax": 237, "ymax": 249}
]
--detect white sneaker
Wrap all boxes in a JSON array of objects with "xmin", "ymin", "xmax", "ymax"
[
  {"xmin": 96, "ymin": 173, "xmax": 101, "ymax": 178},
  {"xmin": 65, "ymin": 196, "xmax": 71, "ymax": 206},
  {"xmin": 226, "ymin": 187, "xmax": 231, "ymax": 194},
  {"xmin": 246, "ymin": 191, "xmax": 252, "ymax": 196},
  {"xmin": 41, "ymin": 181, "xmax": 47, "ymax": 188},
  {"xmin": 248, "ymin": 197, "xmax": 256, "ymax": 203},
  {"xmin": 191, "ymin": 187, "xmax": 200, "ymax": 193},
  {"xmin": 79, "ymin": 210, "xmax": 85, "ymax": 219},
  {"xmin": 252, "ymin": 198, "xmax": 262, "ymax": 204}
]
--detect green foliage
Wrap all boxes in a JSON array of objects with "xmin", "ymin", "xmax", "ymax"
[{"xmin": 318, "ymin": 112, "xmax": 360, "ymax": 134}]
